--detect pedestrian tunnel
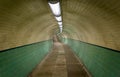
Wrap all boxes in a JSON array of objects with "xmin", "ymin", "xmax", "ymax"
[{"xmin": 0, "ymin": 0, "xmax": 120, "ymax": 77}]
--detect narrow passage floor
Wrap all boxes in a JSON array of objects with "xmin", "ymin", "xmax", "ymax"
[{"xmin": 29, "ymin": 42, "xmax": 90, "ymax": 77}]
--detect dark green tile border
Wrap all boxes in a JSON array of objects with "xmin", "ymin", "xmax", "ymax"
[
  {"xmin": 0, "ymin": 39, "xmax": 53, "ymax": 52},
  {"xmin": 62, "ymin": 38, "xmax": 120, "ymax": 53}
]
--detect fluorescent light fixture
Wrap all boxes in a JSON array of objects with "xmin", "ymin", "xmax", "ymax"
[
  {"xmin": 60, "ymin": 27, "xmax": 62, "ymax": 33},
  {"xmin": 48, "ymin": 2, "xmax": 61, "ymax": 16},
  {"xmin": 59, "ymin": 24, "xmax": 63, "ymax": 28},
  {"xmin": 58, "ymin": 21, "xmax": 62, "ymax": 25},
  {"xmin": 55, "ymin": 16, "xmax": 62, "ymax": 21}
]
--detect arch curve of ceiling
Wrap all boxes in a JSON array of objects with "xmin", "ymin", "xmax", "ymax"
[{"xmin": 0, "ymin": 0, "xmax": 120, "ymax": 50}]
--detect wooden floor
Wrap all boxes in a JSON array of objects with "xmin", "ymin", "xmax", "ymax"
[{"xmin": 28, "ymin": 41, "xmax": 90, "ymax": 77}]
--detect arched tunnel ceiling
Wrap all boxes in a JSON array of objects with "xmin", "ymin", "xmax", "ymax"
[
  {"xmin": 62, "ymin": 0, "xmax": 120, "ymax": 50},
  {"xmin": 0, "ymin": 0, "xmax": 58, "ymax": 50},
  {"xmin": 0, "ymin": 0, "xmax": 120, "ymax": 50}
]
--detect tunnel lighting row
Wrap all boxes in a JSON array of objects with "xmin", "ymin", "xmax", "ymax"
[{"xmin": 48, "ymin": 1, "xmax": 63, "ymax": 33}]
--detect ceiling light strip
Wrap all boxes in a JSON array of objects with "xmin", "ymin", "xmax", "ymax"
[{"xmin": 48, "ymin": 1, "xmax": 63, "ymax": 33}]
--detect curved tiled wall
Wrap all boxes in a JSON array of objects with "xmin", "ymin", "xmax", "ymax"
[{"xmin": 0, "ymin": 40, "xmax": 52, "ymax": 77}]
